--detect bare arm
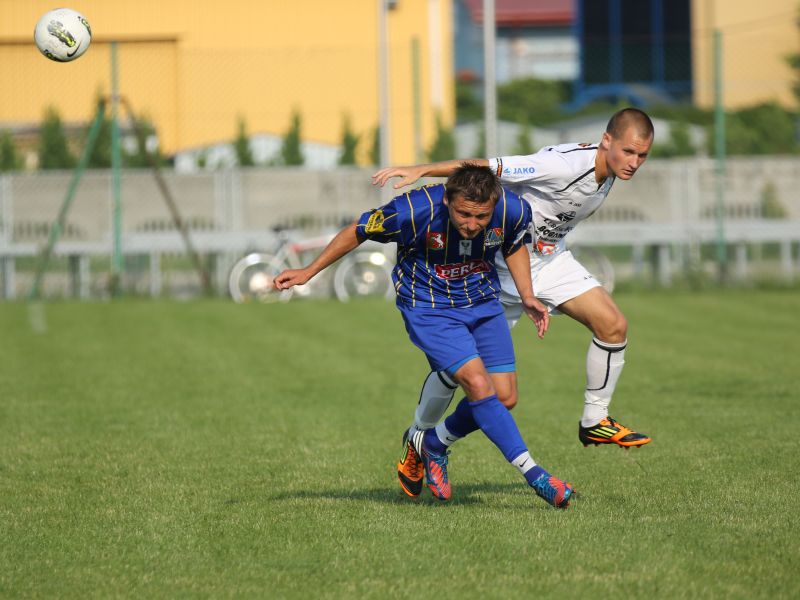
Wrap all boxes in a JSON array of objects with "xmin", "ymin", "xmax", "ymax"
[
  {"xmin": 503, "ymin": 244, "xmax": 549, "ymax": 339},
  {"xmin": 274, "ymin": 222, "xmax": 363, "ymax": 290},
  {"xmin": 372, "ymin": 158, "xmax": 490, "ymax": 189}
]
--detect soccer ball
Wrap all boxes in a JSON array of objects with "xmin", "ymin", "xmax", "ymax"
[{"xmin": 34, "ymin": 8, "xmax": 92, "ymax": 62}]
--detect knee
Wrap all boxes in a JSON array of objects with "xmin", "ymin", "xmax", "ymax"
[
  {"xmin": 456, "ymin": 371, "xmax": 494, "ymax": 399},
  {"xmin": 498, "ymin": 389, "xmax": 518, "ymax": 410},
  {"xmin": 595, "ymin": 312, "xmax": 627, "ymax": 344}
]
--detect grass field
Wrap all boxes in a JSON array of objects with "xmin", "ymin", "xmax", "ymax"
[{"xmin": 1, "ymin": 290, "xmax": 798, "ymax": 598}]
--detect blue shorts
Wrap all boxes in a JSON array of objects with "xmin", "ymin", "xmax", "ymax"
[{"xmin": 397, "ymin": 299, "xmax": 516, "ymax": 377}]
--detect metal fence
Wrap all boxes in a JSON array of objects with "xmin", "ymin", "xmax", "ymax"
[{"xmin": 1, "ymin": 156, "xmax": 799, "ymax": 299}]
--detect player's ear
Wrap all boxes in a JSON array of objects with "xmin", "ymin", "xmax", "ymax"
[
  {"xmin": 442, "ymin": 194, "xmax": 449, "ymax": 207},
  {"xmin": 600, "ymin": 131, "xmax": 612, "ymax": 150}
]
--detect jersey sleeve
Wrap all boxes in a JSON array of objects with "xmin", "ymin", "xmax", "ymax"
[
  {"xmin": 500, "ymin": 189, "xmax": 532, "ymax": 256},
  {"xmin": 488, "ymin": 151, "xmax": 575, "ymax": 193},
  {"xmin": 355, "ymin": 197, "xmax": 405, "ymax": 244}
]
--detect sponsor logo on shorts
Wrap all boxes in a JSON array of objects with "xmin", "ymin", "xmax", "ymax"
[
  {"xmin": 426, "ymin": 231, "xmax": 446, "ymax": 250},
  {"xmin": 364, "ymin": 210, "xmax": 385, "ymax": 234},
  {"xmin": 435, "ymin": 259, "xmax": 491, "ymax": 280},
  {"xmin": 484, "ymin": 227, "xmax": 504, "ymax": 247}
]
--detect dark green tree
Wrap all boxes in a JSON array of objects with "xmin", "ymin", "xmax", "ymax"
[
  {"xmin": 651, "ymin": 120, "xmax": 695, "ymax": 158},
  {"xmin": 427, "ymin": 113, "xmax": 455, "ymax": 162},
  {"xmin": 717, "ymin": 102, "xmax": 798, "ymax": 155},
  {"xmin": 513, "ymin": 120, "xmax": 535, "ymax": 155},
  {"xmin": 0, "ymin": 130, "xmax": 23, "ymax": 171},
  {"xmin": 369, "ymin": 126, "xmax": 381, "ymax": 166},
  {"xmin": 498, "ymin": 78, "xmax": 566, "ymax": 126},
  {"xmin": 124, "ymin": 116, "xmax": 166, "ymax": 168},
  {"xmin": 472, "ymin": 122, "xmax": 486, "ymax": 157},
  {"xmin": 38, "ymin": 107, "xmax": 75, "ymax": 170},
  {"xmin": 234, "ymin": 116, "xmax": 255, "ymax": 167},
  {"xmin": 85, "ymin": 96, "xmax": 113, "ymax": 168},
  {"xmin": 338, "ymin": 114, "xmax": 359, "ymax": 165},
  {"xmin": 280, "ymin": 109, "xmax": 304, "ymax": 166},
  {"xmin": 456, "ymin": 80, "xmax": 483, "ymax": 122},
  {"xmin": 760, "ymin": 182, "xmax": 787, "ymax": 219},
  {"xmin": 788, "ymin": 4, "xmax": 800, "ymax": 104}
]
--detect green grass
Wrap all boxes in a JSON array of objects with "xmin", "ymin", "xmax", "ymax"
[{"xmin": 1, "ymin": 290, "xmax": 798, "ymax": 598}]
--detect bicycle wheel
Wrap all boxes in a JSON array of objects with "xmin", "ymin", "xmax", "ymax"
[
  {"xmin": 569, "ymin": 246, "xmax": 616, "ymax": 294},
  {"xmin": 332, "ymin": 250, "xmax": 395, "ymax": 302},
  {"xmin": 228, "ymin": 252, "xmax": 293, "ymax": 303}
]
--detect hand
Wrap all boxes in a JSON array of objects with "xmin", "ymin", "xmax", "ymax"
[
  {"xmin": 371, "ymin": 166, "xmax": 423, "ymax": 189},
  {"xmin": 273, "ymin": 268, "xmax": 312, "ymax": 291},
  {"xmin": 522, "ymin": 297, "xmax": 550, "ymax": 339}
]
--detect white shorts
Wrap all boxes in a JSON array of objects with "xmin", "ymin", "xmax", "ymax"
[{"xmin": 496, "ymin": 249, "xmax": 601, "ymax": 329}]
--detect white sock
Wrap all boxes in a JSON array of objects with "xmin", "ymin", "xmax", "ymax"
[
  {"xmin": 582, "ymin": 337, "xmax": 627, "ymax": 428},
  {"xmin": 412, "ymin": 370, "xmax": 457, "ymax": 430},
  {"xmin": 511, "ymin": 451, "xmax": 537, "ymax": 476},
  {"xmin": 434, "ymin": 422, "xmax": 460, "ymax": 447}
]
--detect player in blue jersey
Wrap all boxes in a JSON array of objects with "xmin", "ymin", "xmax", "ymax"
[
  {"xmin": 375, "ymin": 110, "xmax": 654, "ymax": 491},
  {"xmin": 274, "ymin": 164, "xmax": 574, "ymax": 508}
]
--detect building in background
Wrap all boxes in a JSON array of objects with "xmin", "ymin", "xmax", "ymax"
[
  {"xmin": 455, "ymin": 0, "xmax": 577, "ymax": 89},
  {"xmin": 571, "ymin": 0, "xmax": 693, "ymax": 109},
  {"xmin": 0, "ymin": 0, "xmax": 454, "ymax": 166},
  {"xmin": 692, "ymin": 0, "xmax": 799, "ymax": 109}
]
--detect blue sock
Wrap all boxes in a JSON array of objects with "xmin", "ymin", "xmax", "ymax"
[
  {"xmin": 469, "ymin": 395, "xmax": 528, "ymax": 463},
  {"xmin": 523, "ymin": 465, "xmax": 548, "ymax": 487},
  {"xmin": 443, "ymin": 398, "xmax": 480, "ymax": 439},
  {"xmin": 423, "ymin": 428, "xmax": 448, "ymax": 455}
]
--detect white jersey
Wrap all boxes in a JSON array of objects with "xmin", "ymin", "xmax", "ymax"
[
  {"xmin": 488, "ymin": 142, "xmax": 615, "ymax": 313},
  {"xmin": 488, "ymin": 143, "xmax": 615, "ymax": 256}
]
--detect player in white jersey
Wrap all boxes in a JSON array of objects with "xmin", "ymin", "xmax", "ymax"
[{"xmin": 374, "ymin": 108, "xmax": 654, "ymax": 496}]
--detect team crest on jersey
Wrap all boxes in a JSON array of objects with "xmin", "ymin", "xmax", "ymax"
[
  {"xmin": 426, "ymin": 231, "xmax": 446, "ymax": 250},
  {"xmin": 435, "ymin": 259, "xmax": 491, "ymax": 280},
  {"xmin": 459, "ymin": 240, "xmax": 472, "ymax": 255},
  {"xmin": 365, "ymin": 210, "xmax": 385, "ymax": 234},
  {"xmin": 484, "ymin": 227, "xmax": 504, "ymax": 247}
]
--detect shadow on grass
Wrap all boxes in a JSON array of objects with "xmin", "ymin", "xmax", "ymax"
[{"xmin": 264, "ymin": 481, "xmax": 529, "ymax": 507}]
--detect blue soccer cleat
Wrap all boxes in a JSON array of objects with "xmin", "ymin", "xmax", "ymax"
[
  {"xmin": 530, "ymin": 471, "xmax": 574, "ymax": 509},
  {"xmin": 422, "ymin": 435, "xmax": 451, "ymax": 501}
]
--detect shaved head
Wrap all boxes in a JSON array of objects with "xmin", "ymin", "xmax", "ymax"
[{"xmin": 606, "ymin": 108, "xmax": 654, "ymax": 141}]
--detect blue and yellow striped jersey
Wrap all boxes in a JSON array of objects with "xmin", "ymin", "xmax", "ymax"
[{"xmin": 356, "ymin": 184, "xmax": 531, "ymax": 308}]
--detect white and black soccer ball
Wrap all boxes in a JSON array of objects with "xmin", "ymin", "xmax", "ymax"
[{"xmin": 34, "ymin": 8, "xmax": 92, "ymax": 62}]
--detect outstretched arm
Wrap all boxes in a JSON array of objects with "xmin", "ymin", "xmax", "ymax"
[
  {"xmin": 503, "ymin": 244, "xmax": 549, "ymax": 339},
  {"xmin": 274, "ymin": 222, "xmax": 363, "ymax": 290},
  {"xmin": 372, "ymin": 158, "xmax": 489, "ymax": 189}
]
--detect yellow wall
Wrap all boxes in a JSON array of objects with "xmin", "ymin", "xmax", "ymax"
[
  {"xmin": 0, "ymin": 0, "xmax": 454, "ymax": 163},
  {"xmin": 692, "ymin": 0, "xmax": 798, "ymax": 109}
]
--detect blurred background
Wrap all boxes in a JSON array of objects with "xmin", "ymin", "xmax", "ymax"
[{"xmin": 0, "ymin": 0, "xmax": 798, "ymax": 299}]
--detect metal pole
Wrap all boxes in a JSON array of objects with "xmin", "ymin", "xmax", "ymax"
[
  {"xmin": 713, "ymin": 29, "xmax": 727, "ymax": 280},
  {"xmin": 110, "ymin": 41, "xmax": 123, "ymax": 295},
  {"xmin": 29, "ymin": 101, "xmax": 107, "ymax": 300},
  {"xmin": 378, "ymin": 0, "xmax": 391, "ymax": 168},
  {"xmin": 411, "ymin": 37, "xmax": 423, "ymax": 162},
  {"xmin": 483, "ymin": 0, "xmax": 497, "ymax": 157}
]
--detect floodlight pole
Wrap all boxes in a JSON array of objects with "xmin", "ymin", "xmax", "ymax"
[{"xmin": 110, "ymin": 41, "xmax": 124, "ymax": 295}]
